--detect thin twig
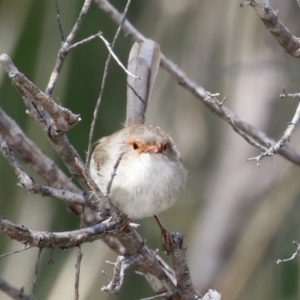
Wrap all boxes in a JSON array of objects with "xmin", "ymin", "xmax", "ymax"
[
  {"xmin": 75, "ymin": 157, "xmax": 125, "ymax": 225},
  {"xmin": 280, "ymin": 86, "xmax": 300, "ymax": 99},
  {"xmin": 99, "ymin": 34, "xmax": 139, "ymax": 79},
  {"xmin": 0, "ymin": 246, "xmax": 31, "ymax": 259},
  {"xmin": 74, "ymin": 246, "xmax": 83, "ymax": 300},
  {"xmin": 74, "ymin": 211, "xmax": 84, "ymax": 300},
  {"xmin": 276, "ymin": 241, "xmax": 300, "ymax": 264},
  {"xmin": 106, "ymin": 151, "xmax": 124, "ymax": 196},
  {"xmin": 55, "ymin": 0, "xmax": 65, "ymax": 42},
  {"xmin": 205, "ymin": 93, "xmax": 267, "ymax": 153},
  {"xmin": 0, "ymin": 275, "xmax": 35, "ymax": 300},
  {"xmin": 46, "ymin": 0, "xmax": 92, "ymax": 95},
  {"xmin": 67, "ymin": 32, "xmax": 101, "ymax": 51},
  {"xmin": 48, "ymin": 248, "xmax": 55, "ymax": 264},
  {"xmin": 32, "ymin": 248, "xmax": 42, "ymax": 295},
  {"xmin": 68, "ymin": 32, "xmax": 137, "ymax": 80},
  {"xmin": 248, "ymin": 99, "xmax": 300, "ymax": 166},
  {"xmin": 0, "ymin": 134, "xmax": 90, "ymax": 208},
  {"xmin": 102, "ymin": 254, "xmax": 142, "ymax": 295},
  {"xmin": 74, "ymin": 157, "xmax": 105, "ymax": 199},
  {"xmin": 86, "ymin": 0, "xmax": 132, "ymax": 166}
]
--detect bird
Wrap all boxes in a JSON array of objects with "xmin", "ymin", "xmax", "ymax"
[{"xmin": 89, "ymin": 124, "xmax": 187, "ymax": 220}]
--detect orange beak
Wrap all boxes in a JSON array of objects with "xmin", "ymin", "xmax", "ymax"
[{"xmin": 144, "ymin": 145, "xmax": 160, "ymax": 153}]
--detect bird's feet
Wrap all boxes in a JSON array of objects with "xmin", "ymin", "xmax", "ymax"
[
  {"xmin": 154, "ymin": 215, "xmax": 172, "ymax": 255},
  {"xmin": 117, "ymin": 214, "xmax": 140, "ymax": 232}
]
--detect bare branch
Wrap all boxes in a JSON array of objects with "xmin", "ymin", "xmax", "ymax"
[
  {"xmin": 0, "ymin": 246, "xmax": 31, "ymax": 259},
  {"xmin": 0, "ymin": 54, "xmax": 81, "ymax": 133},
  {"xmin": 0, "ymin": 107, "xmax": 80, "ymax": 194},
  {"xmin": 46, "ymin": 0, "xmax": 92, "ymax": 95},
  {"xmin": 0, "ymin": 134, "xmax": 89, "ymax": 207},
  {"xmin": 169, "ymin": 232, "xmax": 196, "ymax": 300},
  {"xmin": 94, "ymin": 0, "xmax": 300, "ymax": 167},
  {"xmin": 205, "ymin": 93, "xmax": 267, "ymax": 153},
  {"xmin": 0, "ymin": 107, "xmax": 99, "ymax": 223},
  {"xmin": 280, "ymin": 87, "xmax": 300, "ymax": 99},
  {"xmin": 0, "ymin": 216, "xmax": 116, "ymax": 249},
  {"xmin": 67, "ymin": 32, "xmax": 100, "ymax": 51},
  {"xmin": 99, "ymin": 34, "xmax": 139, "ymax": 79},
  {"xmin": 68, "ymin": 33, "xmax": 136, "ymax": 78},
  {"xmin": 74, "ymin": 246, "xmax": 83, "ymax": 300},
  {"xmin": 32, "ymin": 248, "xmax": 42, "ymax": 295},
  {"xmin": 102, "ymin": 254, "xmax": 142, "ymax": 295},
  {"xmin": 75, "ymin": 154, "xmax": 128, "ymax": 226},
  {"xmin": 276, "ymin": 241, "xmax": 300, "ymax": 264},
  {"xmin": 54, "ymin": 0, "xmax": 65, "ymax": 42},
  {"xmin": 0, "ymin": 275, "xmax": 35, "ymax": 300},
  {"xmin": 240, "ymin": 0, "xmax": 300, "ymax": 57},
  {"xmin": 248, "ymin": 99, "xmax": 300, "ymax": 166},
  {"xmin": 87, "ymin": 0, "xmax": 133, "ymax": 165},
  {"xmin": 106, "ymin": 151, "xmax": 124, "ymax": 196},
  {"xmin": 0, "ymin": 56, "xmax": 93, "ymax": 193},
  {"xmin": 75, "ymin": 158, "xmax": 105, "ymax": 200}
]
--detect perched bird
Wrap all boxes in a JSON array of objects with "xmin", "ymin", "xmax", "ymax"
[
  {"xmin": 90, "ymin": 39, "xmax": 186, "ymax": 239},
  {"xmin": 89, "ymin": 124, "xmax": 187, "ymax": 219}
]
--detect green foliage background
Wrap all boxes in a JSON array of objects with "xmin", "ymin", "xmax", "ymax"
[{"xmin": 1, "ymin": 1, "xmax": 300, "ymax": 300}]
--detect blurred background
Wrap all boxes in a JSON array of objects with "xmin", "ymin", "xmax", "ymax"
[{"xmin": 1, "ymin": 0, "xmax": 300, "ymax": 299}]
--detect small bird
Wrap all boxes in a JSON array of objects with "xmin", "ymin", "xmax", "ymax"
[{"xmin": 89, "ymin": 124, "xmax": 187, "ymax": 219}]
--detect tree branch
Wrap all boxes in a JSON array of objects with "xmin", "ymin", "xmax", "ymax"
[
  {"xmin": 0, "ymin": 134, "xmax": 89, "ymax": 207},
  {"xmin": 205, "ymin": 93, "xmax": 267, "ymax": 153},
  {"xmin": 170, "ymin": 232, "xmax": 196, "ymax": 300},
  {"xmin": 0, "ymin": 54, "xmax": 81, "ymax": 133},
  {"xmin": 94, "ymin": 0, "xmax": 300, "ymax": 167},
  {"xmin": 248, "ymin": 97, "xmax": 300, "ymax": 166},
  {"xmin": 276, "ymin": 241, "xmax": 300, "ymax": 264},
  {"xmin": 241, "ymin": 0, "xmax": 300, "ymax": 58},
  {"xmin": 102, "ymin": 254, "xmax": 142, "ymax": 295},
  {"xmin": 0, "ymin": 55, "xmax": 92, "ymax": 193},
  {"xmin": 0, "ymin": 275, "xmax": 34, "ymax": 300},
  {"xmin": 0, "ymin": 216, "xmax": 116, "ymax": 248},
  {"xmin": 46, "ymin": 0, "xmax": 92, "ymax": 95},
  {"xmin": 0, "ymin": 107, "xmax": 81, "ymax": 194}
]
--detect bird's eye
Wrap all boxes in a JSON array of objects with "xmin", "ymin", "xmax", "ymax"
[
  {"xmin": 132, "ymin": 142, "xmax": 139, "ymax": 150},
  {"xmin": 162, "ymin": 142, "xmax": 168, "ymax": 151}
]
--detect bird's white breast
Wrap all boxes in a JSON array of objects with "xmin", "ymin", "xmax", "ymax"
[{"xmin": 90, "ymin": 152, "xmax": 186, "ymax": 219}]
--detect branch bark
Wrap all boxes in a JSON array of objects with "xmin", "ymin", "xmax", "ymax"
[
  {"xmin": 0, "ymin": 275, "xmax": 34, "ymax": 300},
  {"xmin": 0, "ymin": 216, "xmax": 116, "ymax": 248},
  {"xmin": 244, "ymin": 0, "xmax": 300, "ymax": 58}
]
